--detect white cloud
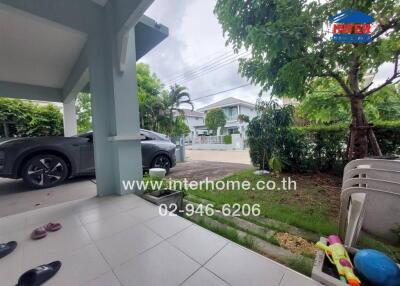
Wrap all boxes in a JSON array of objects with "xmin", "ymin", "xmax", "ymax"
[
  {"xmin": 141, "ymin": 0, "xmax": 395, "ymax": 110},
  {"xmin": 141, "ymin": 0, "xmax": 260, "ymax": 109}
]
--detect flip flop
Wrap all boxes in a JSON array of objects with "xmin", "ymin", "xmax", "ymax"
[
  {"xmin": 16, "ymin": 261, "xmax": 62, "ymax": 286},
  {"xmin": 30, "ymin": 227, "xmax": 47, "ymax": 240},
  {"xmin": 0, "ymin": 241, "xmax": 17, "ymax": 259},
  {"xmin": 44, "ymin": 222, "xmax": 62, "ymax": 232}
]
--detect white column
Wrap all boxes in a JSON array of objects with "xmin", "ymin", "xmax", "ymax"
[
  {"xmin": 87, "ymin": 4, "xmax": 143, "ymax": 196},
  {"xmin": 63, "ymin": 98, "xmax": 77, "ymax": 137}
]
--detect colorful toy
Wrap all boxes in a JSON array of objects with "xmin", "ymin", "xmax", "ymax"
[
  {"xmin": 354, "ymin": 249, "xmax": 400, "ymax": 286},
  {"xmin": 316, "ymin": 235, "xmax": 361, "ymax": 286}
]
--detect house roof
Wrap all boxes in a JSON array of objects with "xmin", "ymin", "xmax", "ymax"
[
  {"xmin": 197, "ymin": 97, "xmax": 255, "ymax": 112},
  {"xmin": 174, "ymin": 109, "xmax": 204, "ymax": 118},
  {"xmin": 329, "ymin": 9, "xmax": 374, "ymax": 24}
]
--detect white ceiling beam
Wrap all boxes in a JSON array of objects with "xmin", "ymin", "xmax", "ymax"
[
  {"xmin": 0, "ymin": 81, "xmax": 63, "ymax": 102},
  {"xmin": 113, "ymin": 0, "xmax": 153, "ymax": 73},
  {"xmin": 0, "ymin": 0, "xmax": 102, "ymax": 33},
  {"xmin": 113, "ymin": 0, "xmax": 154, "ymax": 36},
  {"xmin": 62, "ymin": 44, "xmax": 90, "ymax": 102}
]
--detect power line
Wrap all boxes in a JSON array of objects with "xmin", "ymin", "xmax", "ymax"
[
  {"xmin": 191, "ymin": 83, "xmax": 252, "ymax": 102},
  {"xmin": 173, "ymin": 52, "xmax": 251, "ymax": 86},
  {"xmin": 165, "ymin": 52, "xmax": 247, "ymax": 86},
  {"xmin": 162, "ymin": 51, "xmax": 232, "ymax": 82}
]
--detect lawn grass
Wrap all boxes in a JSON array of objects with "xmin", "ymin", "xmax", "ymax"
[
  {"xmin": 357, "ymin": 233, "xmax": 400, "ymax": 263},
  {"xmin": 186, "ymin": 169, "xmax": 339, "ymax": 236},
  {"xmin": 190, "ymin": 216, "xmax": 255, "ymax": 249},
  {"xmin": 209, "ymin": 212, "xmax": 280, "ymax": 246},
  {"xmin": 145, "ymin": 168, "xmax": 400, "ymax": 274}
]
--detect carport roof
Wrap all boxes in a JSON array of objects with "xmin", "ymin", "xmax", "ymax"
[{"xmin": 0, "ymin": 1, "xmax": 167, "ymax": 100}]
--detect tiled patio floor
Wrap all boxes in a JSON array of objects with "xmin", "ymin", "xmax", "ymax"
[{"xmin": 0, "ymin": 194, "xmax": 320, "ymax": 286}]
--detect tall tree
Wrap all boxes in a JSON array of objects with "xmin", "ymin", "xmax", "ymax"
[
  {"xmin": 205, "ymin": 108, "xmax": 226, "ymax": 134},
  {"xmin": 215, "ymin": 0, "xmax": 399, "ymax": 159},
  {"xmin": 76, "ymin": 93, "xmax": 92, "ymax": 133},
  {"xmin": 137, "ymin": 63, "xmax": 165, "ymax": 130},
  {"xmin": 160, "ymin": 84, "xmax": 193, "ymax": 135},
  {"xmin": 298, "ymin": 82, "xmax": 400, "ymax": 124},
  {"xmin": 165, "ymin": 84, "xmax": 194, "ymax": 116}
]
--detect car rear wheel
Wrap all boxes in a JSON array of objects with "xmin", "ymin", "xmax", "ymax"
[
  {"xmin": 22, "ymin": 154, "xmax": 68, "ymax": 189},
  {"xmin": 151, "ymin": 154, "xmax": 171, "ymax": 174}
]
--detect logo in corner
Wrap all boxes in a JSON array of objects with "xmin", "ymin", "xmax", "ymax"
[{"xmin": 329, "ymin": 9, "xmax": 374, "ymax": 43}]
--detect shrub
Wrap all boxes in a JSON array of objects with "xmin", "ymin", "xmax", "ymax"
[
  {"xmin": 248, "ymin": 112, "xmax": 400, "ymax": 173},
  {"xmin": 291, "ymin": 125, "xmax": 347, "ymax": 172},
  {"xmin": 268, "ymin": 156, "xmax": 283, "ymax": 173},
  {"xmin": 223, "ymin": 134, "xmax": 232, "ymax": 144},
  {"xmin": 291, "ymin": 121, "xmax": 400, "ymax": 172},
  {"xmin": 247, "ymin": 101, "xmax": 295, "ymax": 170},
  {"xmin": 0, "ymin": 98, "xmax": 63, "ymax": 137},
  {"xmin": 373, "ymin": 121, "xmax": 400, "ymax": 155}
]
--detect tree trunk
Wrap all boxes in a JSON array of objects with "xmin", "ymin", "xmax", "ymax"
[
  {"xmin": 349, "ymin": 97, "xmax": 368, "ymax": 159},
  {"xmin": 348, "ymin": 96, "xmax": 382, "ymax": 160}
]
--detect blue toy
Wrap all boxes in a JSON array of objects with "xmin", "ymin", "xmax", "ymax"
[{"xmin": 354, "ymin": 249, "xmax": 400, "ymax": 286}]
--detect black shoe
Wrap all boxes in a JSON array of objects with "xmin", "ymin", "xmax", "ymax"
[
  {"xmin": 0, "ymin": 241, "xmax": 17, "ymax": 259},
  {"xmin": 16, "ymin": 261, "xmax": 62, "ymax": 286}
]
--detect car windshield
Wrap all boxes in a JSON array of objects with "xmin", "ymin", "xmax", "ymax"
[
  {"xmin": 76, "ymin": 130, "xmax": 169, "ymax": 141},
  {"xmin": 145, "ymin": 130, "xmax": 169, "ymax": 141}
]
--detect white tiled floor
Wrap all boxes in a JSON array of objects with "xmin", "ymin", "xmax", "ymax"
[{"xmin": 0, "ymin": 194, "xmax": 320, "ymax": 286}]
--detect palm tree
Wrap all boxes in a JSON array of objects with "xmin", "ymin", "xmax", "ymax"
[
  {"xmin": 162, "ymin": 84, "xmax": 193, "ymax": 135},
  {"xmin": 167, "ymin": 84, "xmax": 194, "ymax": 116}
]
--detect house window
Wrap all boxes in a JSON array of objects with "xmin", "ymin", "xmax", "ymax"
[{"xmin": 223, "ymin": 106, "xmax": 238, "ymax": 121}]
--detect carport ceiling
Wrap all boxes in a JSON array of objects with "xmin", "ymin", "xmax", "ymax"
[
  {"xmin": 0, "ymin": 4, "xmax": 87, "ymax": 88},
  {"xmin": 92, "ymin": 0, "xmax": 161, "ymax": 8},
  {"xmin": 91, "ymin": 0, "xmax": 108, "ymax": 6},
  {"xmin": 0, "ymin": 2, "xmax": 168, "ymax": 91}
]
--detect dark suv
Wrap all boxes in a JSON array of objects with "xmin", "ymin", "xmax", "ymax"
[{"xmin": 0, "ymin": 129, "xmax": 176, "ymax": 188}]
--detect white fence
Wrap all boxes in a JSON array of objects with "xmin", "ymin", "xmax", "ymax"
[
  {"xmin": 193, "ymin": 135, "xmax": 224, "ymax": 145},
  {"xmin": 192, "ymin": 134, "xmax": 244, "ymax": 150}
]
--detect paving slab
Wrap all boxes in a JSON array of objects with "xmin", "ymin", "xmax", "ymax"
[{"xmin": 0, "ymin": 195, "xmax": 320, "ymax": 286}]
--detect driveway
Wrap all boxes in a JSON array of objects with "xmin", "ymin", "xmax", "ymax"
[
  {"xmin": 0, "ymin": 157, "xmax": 252, "ymax": 218},
  {"xmin": 186, "ymin": 148, "xmax": 252, "ymax": 165},
  {"xmin": 0, "ymin": 177, "xmax": 96, "ymax": 218},
  {"xmin": 168, "ymin": 160, "xmax": 252, "ymax": 181}
]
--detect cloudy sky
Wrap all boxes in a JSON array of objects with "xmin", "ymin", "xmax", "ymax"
[
  {"xmin": 139, "ymin": 0, "xmax": 261, "ymax": 109},
  {"xmin": 140, "ymin": 0, "xmax": 394, "ymax": 110}
]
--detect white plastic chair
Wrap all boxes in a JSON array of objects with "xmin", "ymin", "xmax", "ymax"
[
  {"xmin": 343, "ymin": 168, "xmax": 400, "ymax": 183},
  {"xmin": 343, "ymin": 158, "xmax": 400, "ymax": 175},
  {"xmin": 339, "ymin": 183, "xmax": 400, "ymax": 246}
]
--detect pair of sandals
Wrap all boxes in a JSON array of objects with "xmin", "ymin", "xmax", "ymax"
[
  {"xmin": 30, "ymin": 222, "xmax": 62, "ymax": 240},
  {"xmin": 0, "ymin": 242, "xmax": 61, "ymax": 286},
  {"xmin": 0, "ymin": 222, "xmax": 63, "ymax": 285}
]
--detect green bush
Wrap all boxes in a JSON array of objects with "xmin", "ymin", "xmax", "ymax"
[
  {"xmin": 0, "ymin": 98, "xmax": 63, "ymax": 137},
  {"xmin": 291, "ymin": 125, "xmax": 347, "ymax": 172},
  {"xmin": 223, "ymin": 134, "xmax": 232, "ymax": 144},
  {"xmin": 373, "ymin": 121, "xmax": 400, "ymax": 155},
  {"xmin": 248, "ymin": 115, "xmax": 400, "ymax": 173},
  {"xmin": 247, "ymin": 102, "xmax": 295, "ymax": 170}
]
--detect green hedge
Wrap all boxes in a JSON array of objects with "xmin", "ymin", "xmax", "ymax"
[
  {"xmin": 287, "ymin": 121, "xmax": 400, "ymax": 173},
  {"xmin": 249, "ymin": 121, "xmax": 400, "ymax": 173},
  {"xmin": 223, "ymin": 134, "xmax": 232, "ymax": 144}
]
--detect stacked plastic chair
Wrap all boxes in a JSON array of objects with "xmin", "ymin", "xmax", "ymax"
[{"xmin": 339, "ymin": 158, "xmax": 400, "ymax": 247}]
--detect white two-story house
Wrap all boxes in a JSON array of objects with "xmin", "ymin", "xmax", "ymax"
[
  {"xmin": 196, "ymin": 97, "xmax": 256, "ymax": 136},
  {"xmin": 174, "ymin": 109, "xmax": 207, "ymax": 142}
]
